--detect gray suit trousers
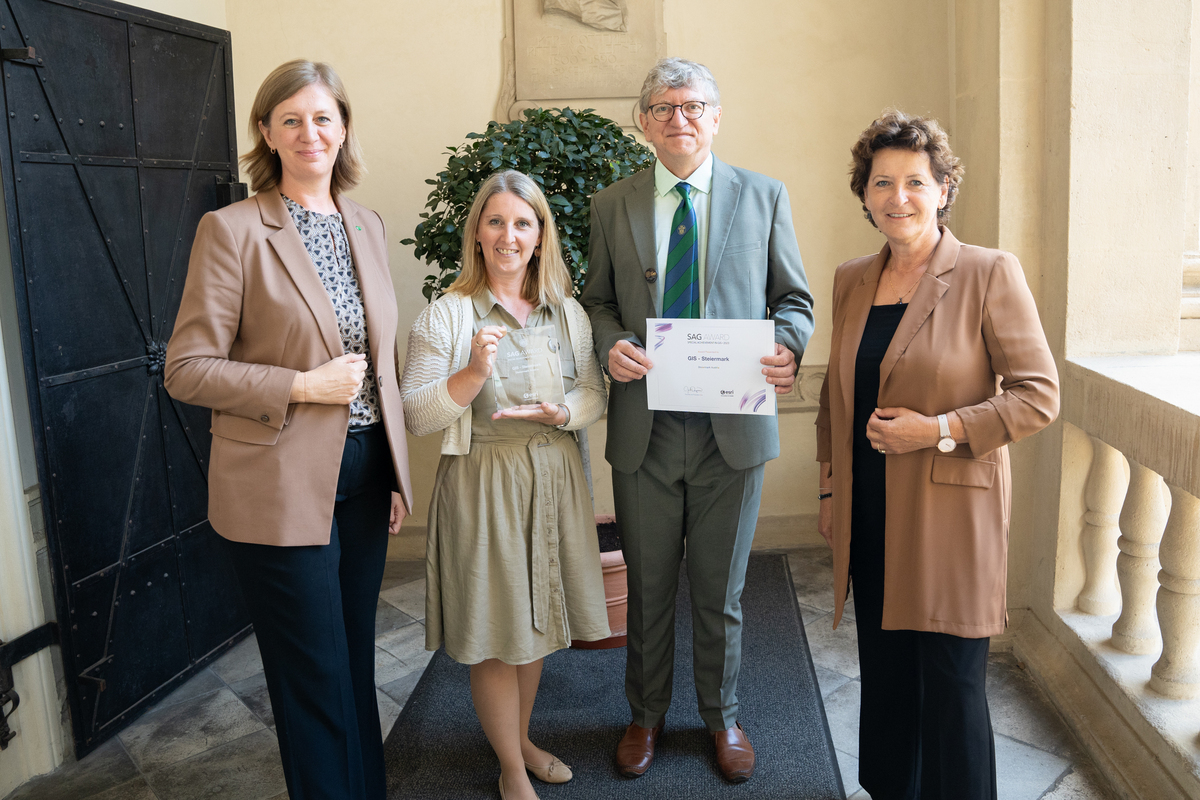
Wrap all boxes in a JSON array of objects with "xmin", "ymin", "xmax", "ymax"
[{"xmin": 613, "ymin": 410, "xmax": 764, "ymax": 732}]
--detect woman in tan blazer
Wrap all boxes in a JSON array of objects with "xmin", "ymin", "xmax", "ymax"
[
  {"xmin": 815, "ymin": 111, "xmax": 1058, "ymax": 800},
  {"xmin": 164, "ymin": 60, "xmax": 411, "ymax": 800}
]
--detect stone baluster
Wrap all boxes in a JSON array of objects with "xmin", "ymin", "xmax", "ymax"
[
  {"xmin": 1077, "ymin": 438, "xmax": 1128, "ymax": 615},
  {"xmin": 1149, "ymin": 485, "xmax": 1200, "ymax": 699},
  {"xmin": 1111, "ymin": 460, "xmax": 1168, "ymax": 653}
]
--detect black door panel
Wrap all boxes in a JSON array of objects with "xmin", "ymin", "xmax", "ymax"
[{"xmin": 0, "ymin": 0, "xmax": 248, "ymax": 756}]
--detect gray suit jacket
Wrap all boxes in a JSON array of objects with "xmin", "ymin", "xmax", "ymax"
[{"xmin": 580, "ymin": 155, "xmax": 814, "ymax": 473}]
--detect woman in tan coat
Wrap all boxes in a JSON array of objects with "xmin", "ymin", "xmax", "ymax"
[
  {"xmin": 815, "ymin": 111, "xmax": 1058, "ymax": 800},
  {"xmin": 165, "ymin": 61, "xmax": 411, "ymax": 800}
]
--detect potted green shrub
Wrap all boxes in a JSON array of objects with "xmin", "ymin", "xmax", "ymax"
[
  {"xmin": 402, "ymin": 107, "xmax": 653, "ymax": 648},
  {"xmin": 401, "ymin": 107, "xmax": 653, "ymax": 300}
]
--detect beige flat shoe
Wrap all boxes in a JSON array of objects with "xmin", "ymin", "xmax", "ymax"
[
  {"xmin": 524, "ymin": 756, "xmax": 573, "ymax": 784},
  {"xmin": 498, "ymin": 775, "xmax": 505, "ymax": 799}
]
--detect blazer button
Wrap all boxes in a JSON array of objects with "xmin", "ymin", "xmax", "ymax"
[{"xmin": 260, "ymin": 414, "xmax": 270, "ymax": 422}]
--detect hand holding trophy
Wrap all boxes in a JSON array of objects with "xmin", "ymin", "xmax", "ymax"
[
  {"xmin": 468, "ymin": 325, "xmax": 508, "ymax": 380},
  {"xmin": 489, "ymin": 325, "xmax": 567, "ymax": 422}
]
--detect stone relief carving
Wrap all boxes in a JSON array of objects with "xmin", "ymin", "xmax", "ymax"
[
  {"xmin": 497, "ymin": 0, "xmax": 663, "ymax": 129},
  {"xmin": 776, "ymin": 365, "xmax": 826, "ymax": 413},
  {"xmin": 543, "ymin": 0, "xmax": 626, "ymax": 32}
]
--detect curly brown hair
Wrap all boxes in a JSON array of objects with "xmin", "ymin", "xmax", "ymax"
[{"xmin": 849, "ymin": 109, "xmax": 963, "ymax": 228}]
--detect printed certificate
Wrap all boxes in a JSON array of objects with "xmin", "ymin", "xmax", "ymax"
[{"xmin": 644, "ymin": 318, "xmax": 777, "ymax": 415}]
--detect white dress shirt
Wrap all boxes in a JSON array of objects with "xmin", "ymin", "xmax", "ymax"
[{"xmin": 653, "ymin": 154, "xmax": 713, "ymax": 316}]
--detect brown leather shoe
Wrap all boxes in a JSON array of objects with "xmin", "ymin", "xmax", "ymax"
[
  {"xmin": 712, "ymin": 721, "xmax": 755, "ymax": 783},
  {"xmin": 615, "ymin": 722, "xmax": 663, "ymax": 777}
]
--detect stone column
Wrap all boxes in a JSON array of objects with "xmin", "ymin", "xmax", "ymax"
[
  {"xmin": 1077, "ymin": 438, "xmax": 1127, "ymax": 615},
  {"xmin": 1149, "ymin": 485, "xmax": 1200, "ymax": 699},
  {"xmin": 1111, "ymin": 460, "xmax": 1168, "ymax": 653}
]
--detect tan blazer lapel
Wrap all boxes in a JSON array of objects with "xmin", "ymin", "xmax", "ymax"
[
  {"xmin": 623, "ymin": 170, "xmax": 659, "ymax": 311},
  {"xmin": 839, "ymin": 248, "xmax": 887, "ymax": 413},
  {"xmin": 337, "ymin": 199, "xmax": 393, "ymax": 375},
  {"xmin": 259, "ymin": 191, "xmax": 344, "ymax": 360},
  {"xmin": 879, "ymin": 227, "xmax": 960, "ymax": 389}
]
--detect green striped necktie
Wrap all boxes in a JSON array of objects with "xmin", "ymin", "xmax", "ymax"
[{"xmin": 664, "ymin": 182, "xmax": 699, "ymax": 319}]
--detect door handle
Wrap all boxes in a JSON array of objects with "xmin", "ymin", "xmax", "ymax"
[{"xmin": 0, "ymin": 622, "xmax": 59, "ymax": 750}]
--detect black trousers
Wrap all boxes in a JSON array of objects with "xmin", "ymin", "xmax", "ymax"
[
  {"xmin": 851, "ymin": 530, "xmax": 998, "ymax": 800},
  {"xmin": 222, "ymin": 425, "xmax": 392, "ymax": 800}
]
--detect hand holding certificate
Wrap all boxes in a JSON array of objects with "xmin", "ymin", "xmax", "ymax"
[{"xmin": 644, "ymin": 318, "xmax": 777, "ymax": 415}]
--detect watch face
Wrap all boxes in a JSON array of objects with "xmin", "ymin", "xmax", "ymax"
[{"xmin": 938, "ymin": 437, "xmax": 956, "ymax": 453}]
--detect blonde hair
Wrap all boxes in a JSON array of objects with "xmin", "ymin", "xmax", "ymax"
[
  {"xmin": 448, "ymin": 171, "xmax": 573, "ymax": 306},
  {"xmin": 240, "ymin": 59, "xmax": 364, "ymax": 194}
]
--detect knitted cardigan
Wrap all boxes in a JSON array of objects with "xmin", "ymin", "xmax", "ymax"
[{"xmin": 400, "ymin": 292, "xmax": 607, "ymax": 454}]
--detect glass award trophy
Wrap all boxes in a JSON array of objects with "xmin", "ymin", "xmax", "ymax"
[{"xmin": 491, "ymin": 325, "xmax": 567, "ymax": 411}]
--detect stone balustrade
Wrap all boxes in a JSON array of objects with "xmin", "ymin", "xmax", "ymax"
[
  {"xmin": 1078, "ymin": 435, "xmax": 1200, "ymax": 701},
  {"xmin": 1056, "ymin": 357, "xmax": 1200, "ymax": 796},
  {"xmin": 1112, "ymin": 459, "xmax": 1169, "ymax": 654},
  {"xmin": 1149, "ymin": 486, "xmax": 1200, "ymax": 699},
  {"xmin": 1077, "ymin": 439, "xmax": 1127, "ymax": 616}
]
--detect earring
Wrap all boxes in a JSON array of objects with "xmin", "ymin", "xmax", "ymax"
[{"xmin": 270, "ymin": 148, "xmax": 276, "ymax": 155}]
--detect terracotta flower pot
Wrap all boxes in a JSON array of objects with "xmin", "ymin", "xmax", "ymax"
[{"xmin": 573, "ymin": 517, "xmax": 628, "ymax": 649}]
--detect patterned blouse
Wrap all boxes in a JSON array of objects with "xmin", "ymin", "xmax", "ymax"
[{"xmin": 283, "ymin": 194, "xmax": 381, "ymax": 427}]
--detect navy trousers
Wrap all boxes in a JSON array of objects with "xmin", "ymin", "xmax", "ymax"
[{"xmin": 222, "ymin": 425, "xmax": 392, "ymax": 800}]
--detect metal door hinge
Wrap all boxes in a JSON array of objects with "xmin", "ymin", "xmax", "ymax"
[
  {"xmin": 215, "ymin": 175, "xmax": 247, "ymax": 208},
  {"xmin": 0, "ymin": 621, "xmax": 60, "ymax": 749}
]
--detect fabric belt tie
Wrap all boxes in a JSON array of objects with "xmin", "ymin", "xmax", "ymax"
[{"xmin": 470, "ymin": 428, "xmax": 571, "ymax": 635}]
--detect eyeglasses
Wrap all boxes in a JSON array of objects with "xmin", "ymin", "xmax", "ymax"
[{"xmin": 648, "ymin": 101, "xmax": 708, "ymax": 122}]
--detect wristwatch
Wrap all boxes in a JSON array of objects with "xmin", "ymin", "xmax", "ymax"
[{"xmin": 937, "ymin": 413, "xmax": 957, "ymax": 453}]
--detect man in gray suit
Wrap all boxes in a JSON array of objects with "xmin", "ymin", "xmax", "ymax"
[{"xmin": 580, "ymin": 57, "xmax": 814, "ymax": 783}]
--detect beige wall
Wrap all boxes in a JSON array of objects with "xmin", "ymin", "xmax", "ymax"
[
  {"xmin": 47, "ymin": 0, "xmax": 1186, "ymax": 612},
  {"xmin": 215, "ymin": 0, "xmax": 956, "ymax": 528},
  {"xmin": 137, "ymin": 0, "xmax": 225, "ymax": 29},
  {"xmin": 950, "ymin": 0, "xmax": 1059, "ymax": 611},
  {"xmin": 7, "ymin": 0, "xmax": 1199, "ymax": 792},
  {"xmin": 657, "ymin": 0, "xmax": 952, "ymax": 530},
  {"xmin": 120, "ymin": 0, "xmax": 1028, "ymax": 548},
  {"xmin": 223, "ymin": 0, "xmax": 506, "ymax": 529},
  {"xmin": 107, "ymin": 0, "xmax": 1044, "ymax": 569},
  {"xmin": 664, "ymin": 0, "xmax": 952, "ymax": 363},
  {"xmin": 1037, "ymin": 0, "xmax": 1075, "ymax": 618},
  {"xmin": 950, "ymin": 0, "xmax": 1000, "ymax": 250},
  {"xmin": 1065, "ymin": 1, "xmax": 1191, "ymax": 357}
]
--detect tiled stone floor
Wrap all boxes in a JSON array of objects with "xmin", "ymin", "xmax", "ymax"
[
  {"xmin": 5, "ymin": 549, "xmax": 1117, "ymax": 800},
  {"xmin": 788, "ymin": 549, "xmax": 1119, "ymax": 800}
]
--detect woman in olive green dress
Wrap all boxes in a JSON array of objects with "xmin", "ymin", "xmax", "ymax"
[{"xmin": 401, "ymin": 170, "xmax": 609, "ymax": 800}]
